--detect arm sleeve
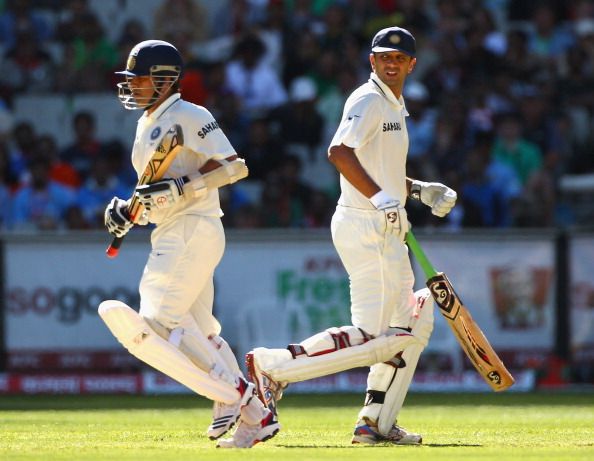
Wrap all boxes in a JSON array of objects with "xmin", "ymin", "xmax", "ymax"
[{"xmin": 329, "ymin": 94, "xmax": 382, "ymax": 150}]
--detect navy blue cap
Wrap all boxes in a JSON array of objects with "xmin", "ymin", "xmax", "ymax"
[
  {"xmin": 116, "ymin": 40, "xmax": 183, "ymax": 77},
  {"xmin": 371, "ymin": 27, "xmax": 416, "ymax": 57}
]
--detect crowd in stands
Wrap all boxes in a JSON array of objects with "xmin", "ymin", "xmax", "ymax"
[{"xmin": 1, "ymin": 0, "xmax": 594, "ymax": 232}]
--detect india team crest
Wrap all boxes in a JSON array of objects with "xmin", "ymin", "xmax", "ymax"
[
  {"xmin": 389, "ymin": 34, "xmax": 401, "ymax": 44},
  {"xmin": 127, "ymin": 55, "xmax": 136, "ymax": 71}
]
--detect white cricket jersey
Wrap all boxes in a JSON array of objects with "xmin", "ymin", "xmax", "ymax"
[
  {"xmin": 131, "ymin": 93, "xmax": 236, "ymax": 224},
  {"xmin": 329, "ymin": 72, "xmax": 410, "ymax": 209}
]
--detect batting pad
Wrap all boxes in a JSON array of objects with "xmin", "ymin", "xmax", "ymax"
[
  {"xmin": 256, "ymin": 331, "xmax": 419, "ymax": 383},
  {"xmin": 367, "ymin": 343, "xmax": 424, "ymax": 435},
  {"xmin": 98, "ymin": 300, "xmax": 240, "ymax": 404}
]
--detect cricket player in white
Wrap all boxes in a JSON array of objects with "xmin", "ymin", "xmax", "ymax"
[
  {"xmin": 99, "ymin": 40, "xmax": 279, "ymax": 448},
  {"xmin": 247, "ymin": 27, "xmax": 457, "ymax": 444}
]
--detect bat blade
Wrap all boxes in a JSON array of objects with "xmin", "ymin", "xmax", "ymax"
[
  {"xmin": 106, "ymin": 124, "xmax": 184, "ymax": 258},
  {"xmin": 427, "ymin": 272, "xmax": 515, "ymax": 391},
  {"xmin": 406, "ymin": 231, "xmax": 515, "ymax": 392}
]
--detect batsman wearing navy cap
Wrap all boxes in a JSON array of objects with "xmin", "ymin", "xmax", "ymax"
[
  {"xmin": 246, "ymin": 26, "xmax": 457, "ymax": 444},
  {"xmin": 99, "ymin": 39, "xmax": 280, "ymax": 448}
]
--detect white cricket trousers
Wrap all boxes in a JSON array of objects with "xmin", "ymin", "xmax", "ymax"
[
  {"xmin": 331, "ymin": 205, "xmax": 416, "ymax": 337},
  {"xmin": 139, "ymin": 214, "xmax": 224, "ymax": 336}
]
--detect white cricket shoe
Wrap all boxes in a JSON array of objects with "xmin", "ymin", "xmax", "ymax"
[
  {"xmin": 352, "ymin": 417, "xmax": 422, "ymax": 445},
  {"xmin": 245, "ymin": 350, "xmax": 286, "ymax": 417},
  {"xmin": 206, "ymin": 377, "xmax": 255, "ymax": 440},
  {"xmin": 216, "ymin": 410, "xmax": 281, "ymax": 448}
]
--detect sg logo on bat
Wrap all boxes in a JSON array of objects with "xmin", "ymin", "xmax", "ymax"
[{"xmin": 488, "ymin": 370, "xmax": 502, "ymax": 385}]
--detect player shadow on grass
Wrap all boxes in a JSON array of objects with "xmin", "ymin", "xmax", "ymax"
[{"xmin": 278, "ymin": 443, "xmax": 482, "ymax": 448}]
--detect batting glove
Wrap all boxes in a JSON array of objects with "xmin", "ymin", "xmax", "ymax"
[
  {"xmin": 135, "ymin": 177, "xmax": 187, "ymax": 211},
  {"xmin": 410, "ymin": 180, "xmax": 457, "ymax": 217},
  {"xmin": 104, "ymin": 196, "xmax": 133, "ymax": 238},
  {"xmin": 370, "ymin": 190, "xmax": 409, "ymax": 242}
]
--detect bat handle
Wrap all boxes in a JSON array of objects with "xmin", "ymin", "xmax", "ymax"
[
  {"xmin": 106, "ymin": 236, "xmax": 124, "ymax": 258},
  {"xmin": 405, "ymin": 231, "xmax": 438, "ymax": 279}
]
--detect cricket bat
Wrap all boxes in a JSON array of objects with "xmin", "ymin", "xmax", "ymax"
[
  {"xmin": 106, "ymin": 124, "xmax": 184, "ymax": 258},
  {"xmin": 406, "ymin": 230, "xmax": 515, "ymax": 391}
]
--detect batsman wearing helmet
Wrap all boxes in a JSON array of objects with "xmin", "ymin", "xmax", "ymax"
[
  {"xmin": 99, "ymin": 40, "xmax": 279, "ymax": 448},
  {"xmin": 247, "ymin": 27, "xmax": 457, "ymax": 444}
]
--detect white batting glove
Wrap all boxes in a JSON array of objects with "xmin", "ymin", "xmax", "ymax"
[
  {"xmin": 135, "ymin": 177, "xmax": 187, "ymax": 210},
  {"xmin": 370, "ymin": 190, "xmax": 409, "ymax": 242},
  {"xmin": 104, "ymin": 196, "xmax": 133, "ymax": 238},
  {"xmin": 410, "ymin": 180, "xmax": 457, "ymax": 217}
]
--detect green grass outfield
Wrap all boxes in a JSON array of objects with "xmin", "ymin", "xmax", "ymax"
[{"xmin": 1, "ymin": 392, "xmax": 593, "ymax": 461}]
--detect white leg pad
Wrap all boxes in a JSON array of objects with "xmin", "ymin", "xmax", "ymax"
[
  {"xmin": 209, "ymin": 335, "xmax": 243, "ymax": 376},
  {"xmin": 256, "ymin": 330, "xmax": 418, "ymax": 383},
  {"xmin": 292, "ymin": 326, "xmax": 372, "ymax": 357},
  {"xmin": 359, "ymin": 289, "xmax": 434, "ymax": 434},
  {"xmin": 409, "ymin": 288, "xmax": 434, "ymax": 346},
  {"xmin": 376, "ymin": 343, "xmax": 424, "ymax": 435},
  {"xmin": 98, "ymin": 300, "xmax": 240, "ymax": 404}
]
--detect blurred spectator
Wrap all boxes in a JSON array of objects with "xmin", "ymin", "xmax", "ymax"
[
  {"xmin": 492, "ymin": 112, "xmax": 543, "ymax": 185},
  {"xmin": 210, "ymin": 0, "xmax": 263, "ymax": 38},
  {"xmin": 461, "ymin": 132, "xmax": 521, "ymax": 227},
  {"xmin": 503, "ymin": 29, "xmax": 543, "ymax": 83},
  {"xmin": 422, "ymin": 36, "xmax": 465, "ymax": 100},
  {"xmin": 38, "ymin": 134, "xmax": 81, "ymax": 188},
  {"xmin": 517, "ymin": 89, "xmax": 556, "ymax": 153},
  {"xmin": 69, "ymin": 12, "xmax": 118, "ymax": 91},
  {"xmin": 0, "ymin": 30, "xmax": 56, "ymax": 98},
  {"xmin": 59, "ymin": 111, "xmax": 103, "ymax": 181},
  {"xmin": 282, "ymin": 29, "xmax": 321, "ymax": 86},
  {"xmin": 270, "ymin": 76, "xmax": 323, "ymax": 153},
  {"xmin": 527, "ymin": 3, "xmax": 575, "ymax": 64},
  {"xmin": 317, "ymin": 3, "xmax": 349, "ymax": 53},
  {"xmin": 54, "ymin": 0, "xmax": 92, "ymax": 43},
  {"xmin": 9, "ymin": 155, "xmax": 77, "ymax": 230},
  {"xmin": 239, "ymin": 117, "xmax": 285, "ymax": 181},
  {"xmin": 403, "ymin": 80, "xmax": 437, "ymax": 162},
  {"xmin": 0, "ymin": 143, "xmax": 13, "ymax": 229},
  {"xmin": 260, "ymin": 154, "xmax": 312, "ymax": 227},
  {"xmin": 63, "ymin": 204, "xmax": 91, "ymax": 230},
  {"xmin": 285, "ymin": 0, "xmax": 323, "ymax": 34},
  {"xmin": 201, "ymin": 61, "xmax": 249, "ymax": 148},
  {"xmin": 231, "ymin": 203, "xmax": 263, "ymax": 228},
  {"xmin": 7, "ymin": 121, "xmax": 36, "ymax": 183},
  {"xmin": 254, "ymin": 0, "xmax": 289, "ymax": 75},
  {"xmin": 76, "ymin": 156, "xmax": 129, "ymax": 228},
  {"xmin": 316, "ymin": 65, "xmax": 360, "ymax": 146},
  {"xmin": 307, "ymin": 49, "xmax": 340, "ymax": 98},
  {"xmin": 0, "ymin": 0, "xmax": 52, "ymax": 49},
  {"xmin": 101, "ymin": 139, "xmax": 136, "ymax": 191},
  {"xmin": 304, "ymin": 189, "xmax": 333, "ymax": 228},
  {"xmin": 153, "ymin": 0, "xmax": 210, "ymax": 44},
  {"xmin": 224, "ymin": 32, "xmax": 288, "ymax": 116},
  {"xmin": 460, "ymin": 146, "xmax": 507, "ymax": 227},
  {"xmin": 470, "ymin": 6, "xmax": 507, "ymax": 56}
]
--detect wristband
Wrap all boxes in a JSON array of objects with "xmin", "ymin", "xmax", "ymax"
[{"xmin": 369, "ymin": 190, "xmax": 394, "ymax": 209}]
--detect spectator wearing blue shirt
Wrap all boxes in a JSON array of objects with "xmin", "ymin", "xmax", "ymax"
[{"xmin": 10, "ymin": 155, "xmax": 77, "ymax": 230}]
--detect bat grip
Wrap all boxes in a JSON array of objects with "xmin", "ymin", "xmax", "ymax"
[
  {"xmin": 405, "ymin": 231, "xmax": 438, "ymax": 279},
  {"xmin": 106, "ymin": 236, "xmax": 123, "ymax": 258}
]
